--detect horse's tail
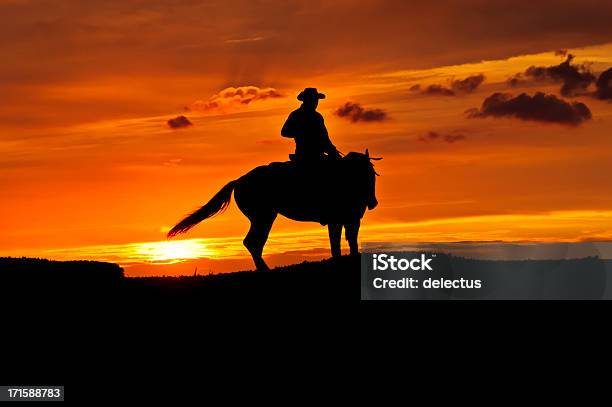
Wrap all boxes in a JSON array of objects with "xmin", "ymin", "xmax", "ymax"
[{"xmin": 167, "ymin": 180, "xmax": 237, "ymax": 238}]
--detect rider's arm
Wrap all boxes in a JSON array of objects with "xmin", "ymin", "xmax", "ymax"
[{"xmin": 281, "ymin": 112, "xmax": 296, "ymax": 138}]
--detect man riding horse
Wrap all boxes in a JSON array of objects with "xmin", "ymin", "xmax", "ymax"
[{"xmin": 168, "ymin": 87, "xmax": 379, "ymax": 271}]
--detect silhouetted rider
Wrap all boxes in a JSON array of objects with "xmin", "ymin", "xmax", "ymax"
[{"xmin": 281, "ymin": 87, "xmax": 341, "ymax": 162}]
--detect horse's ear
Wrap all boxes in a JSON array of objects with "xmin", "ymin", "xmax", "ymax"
[{"xmin": 365, "ymin": 149, "xmax": 369, "ymax": 158}]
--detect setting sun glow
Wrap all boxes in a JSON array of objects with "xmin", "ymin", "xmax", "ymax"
[{"xmin": 133, "ymin": 240, "xmax": 212, "ymax": 264}]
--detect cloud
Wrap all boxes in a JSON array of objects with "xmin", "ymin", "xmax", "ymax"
[
  {"xmin": 167, "ymin": 115, "xmax": 192, "ymax": 129},
  {"xmin": 413, "ymin": 74, "xmax": 485, "ymax": 96},
  {"xmin": 594, "ymin": 67, "xmax": 612, "ymax": 100},
  {"xmin": 189, "ymin": 86, "xmax": 283, "ymax": 112},
  {"xmin": 418, "ymin": 131, "xmax": 466, "ymax": 143},
  {"xmin": 522, "ymin": 54, "xmax": 596, "ymax": 96},
  {"xmin": 224, "ymin": 36, "xmax": 265, "ymax": 44},
  {"xmin": 554, "ymin": 49, "xmax": 568, "ymax": 57},
  {"xmin": 421, "ymin": 84, "xmax": 456, "ymax": 96},
  {"xmin": 334, "ymin": 102, "xmax": 388, "ymax": 123},
  {"xmin": 506, "ymin": 73, "xmax": 524, "ymax": 87},
  {"xmin": 444, "ymin": 134, "xmax": 467, "ymax": 143},
  {"xmin": 451, "ymin": 74, "xmax": 486, "ymax": 93},
  {"xmin": 517, "ymin": 59, "xmax": 612, "ymax": 101},
  {"xmin": 466, "ymin": 92, "xmax": 592, "ymax": 125}
]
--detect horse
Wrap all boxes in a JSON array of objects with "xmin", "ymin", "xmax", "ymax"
[{"xmin": 167, "ymin": 149, "xmax": 380, "ymax": 271}]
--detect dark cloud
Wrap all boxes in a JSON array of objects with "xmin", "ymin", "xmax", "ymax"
[
  {"xmin": 466, "ymin": 92, "xmax": 592, "ymax": 125},
  {"xmin": 167, "ymin": 115, "xmax": 192, "ymax": 129},
  {"xmin": 334, "ymin": 102, "xmax": 388, "ymax": 123},
  {"xmin": 516, "ymin": 60, "xmax": 612, "ymax": 101},
  {"xmin": 191, "ymin": 86, "xmax": 283, "ymax": 112},
  {"xmin": 594, "ymin": 67, "xmax": 612, "ymax": 100},
  {"xmin": 554, "ymin": 49, "xmax": 568, "ymax": 57},
  {"xmin": 523, "ymin": 54, "xmax": 596, "ymax": 96},
  {"xmin": 418, "ymin": 131, "xmax": 466, "ymax": 143},
  {"xmin": 421, "ymin": 84, "xmax": 456, "ymax": 96},
  {"xmin": 451, "ymin": 74, "xmax": 486, "ymax": 93},
  {"xmin": 444, "ymin": 134, "xmax": 467, "ymax": 143},
  {"xmin": 506, "ymin": 73, "xmax": 523, "ymax": 87},
  {"xmin": 413, "ymin": 74, "xmax": 485, "ymax": 96}
]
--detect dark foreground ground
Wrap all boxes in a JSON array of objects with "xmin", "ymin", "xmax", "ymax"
[
  {"xmin": 2, "ymin": 254, "xmax": 612, "ymax": 305},
  {"xmin": 3, "ymin": 255, "xmax": 610, "ymax": 401},
  {"xmin": 1, "ymin": 256, "xmax": 363, "ymax": 398},
  {"xmin": 0, "ymin": 256, "xmax": 361, "ymax": 305}
]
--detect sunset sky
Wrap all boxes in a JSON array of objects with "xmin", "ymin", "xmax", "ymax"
[{"xmin": 2, "ymin": 0, "xmax": 612, "ymax": 276}]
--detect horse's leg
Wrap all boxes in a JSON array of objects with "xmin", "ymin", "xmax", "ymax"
[
  {"xmin": 328, "ymin": 224, "xmax": 342, "ymax": 258},
  {"xmin": 243, "ymin": 213, "xmax": 277, "ymax": 271},
  {"xmin": 345, "ymin": 221, "xmax": 360, "ymax": 256}
]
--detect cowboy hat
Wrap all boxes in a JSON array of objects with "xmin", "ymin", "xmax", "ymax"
[{"xmin": 297, "ymin": 87, "xmax": 326, "ymax": 101}]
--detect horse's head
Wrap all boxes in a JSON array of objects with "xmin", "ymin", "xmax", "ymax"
[{"xmin": 344, "ymin": 149, "xmax": 381, "ymax": 210}]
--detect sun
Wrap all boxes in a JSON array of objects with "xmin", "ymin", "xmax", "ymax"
[{"xmin": 134, "ymin": 240, "xmax": 211, "ymax": 264}]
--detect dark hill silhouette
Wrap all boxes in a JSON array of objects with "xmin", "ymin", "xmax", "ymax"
[
  {"xmin": 2, "ymin": 254, "xmax": 611, "ymax": 302},
  {"xmin": 1, "ymin": 257, "xmax": 124, "ymax": 307},
  {"xmin": 0, "ymin": 256, "xmax": 361, "ymax": 304},
  {"xmin": 124, "ymin": 255, "xmax": 360, "ymax": 301},
  {"xmin": 1, "ymin": 257, "xmax": 124, "ymax": 279}
]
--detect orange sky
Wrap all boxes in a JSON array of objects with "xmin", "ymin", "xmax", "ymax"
[{"xmin": 2, "ymin": 1, "xmax": 612, "ymax": 276}]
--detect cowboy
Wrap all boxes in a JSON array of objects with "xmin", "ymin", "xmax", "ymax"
[{"xmin": 281, "ymin": 87, "xmax": 341, "ymax": 162}]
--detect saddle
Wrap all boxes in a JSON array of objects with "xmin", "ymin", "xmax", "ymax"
[
  {"xmin": 270, "ymin": 154, "xmax": 340, "ymax": 175},
  {"xmin": 288, "ymin": 153, "xmax": 338, "ymax": 162}
]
